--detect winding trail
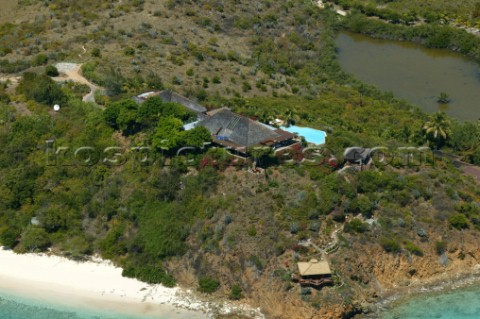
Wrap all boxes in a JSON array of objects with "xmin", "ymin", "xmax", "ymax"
[
  {"xmin": 0, "ymin": 76, "xmax": 21, "ymax": 84},
  {"xmin": 54, "ymin": 62, "xmax": 101, "ymax": 103},
  {"xmin": 298, "ymin": 224, "xmax": 343, "ymax": 258},
  {"xmin": 78, "ymin": 45, "xmax": 87, "ymax": 58}
]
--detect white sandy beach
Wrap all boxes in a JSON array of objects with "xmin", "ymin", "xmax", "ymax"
[{"xmin": 0, "ymin": 248, "xmax": 209, "ymax": 318}]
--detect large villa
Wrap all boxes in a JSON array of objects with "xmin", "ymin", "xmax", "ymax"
[
  {"xmin": 191, "ymin": 107, "xmax": 298, "ymax": 155},
  {"xmin": 134, "ymin": 90, "xmax": 328, "ymax": 156}
]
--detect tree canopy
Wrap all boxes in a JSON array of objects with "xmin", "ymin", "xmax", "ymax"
[{"xmin": 17, "ymin": 72, "xmax": 66, "ymax": 106}]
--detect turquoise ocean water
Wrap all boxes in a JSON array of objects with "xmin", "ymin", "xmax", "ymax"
[
  {"xmin": 382, "ymin": 284, "xmax": 480, "ymax": 319},
  {"xmin": 4, "ymin": 283, "xmax": 479, "ymax": 319},
  {"xmin": 0, "ymin": 290, "xmax": 160, "ymax": 319}
]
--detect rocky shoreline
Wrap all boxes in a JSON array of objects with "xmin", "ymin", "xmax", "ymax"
[{"xmin": 365, "ymin": 265, "xmax": 480, "ymax": 318}]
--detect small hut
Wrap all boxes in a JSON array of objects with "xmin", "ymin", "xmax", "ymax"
[{"xmin": 293, "ymin": 259, "xmax": 333, "ymax": 287}]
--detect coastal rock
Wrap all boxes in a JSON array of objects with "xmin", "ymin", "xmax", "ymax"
[
  {"xmin": 361, "ymin": 302, "xmax": 376, "ymax": 314},
  {"xmin": 416, "ymin": 227, "xmax": 428, "ymax": 238},
  {"xmin": 439, "ymin": 253, "xmax": 449, "ymax": 267}
]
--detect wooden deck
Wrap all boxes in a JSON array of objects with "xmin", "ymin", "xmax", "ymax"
[{"xmin": 292, "ymin": 274, "xmax": 333, "ymax": 288}]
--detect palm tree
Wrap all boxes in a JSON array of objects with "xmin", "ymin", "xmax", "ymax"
[
  {"xmin": 284, "ymin": 107, "xmax": 300, "ymax": 126},
  {"xmin": 423, "ymin": 112, "xmax": 452, "ymax": 149}
]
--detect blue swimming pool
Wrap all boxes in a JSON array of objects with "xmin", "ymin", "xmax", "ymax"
[{"xmin": 281, "ymin": 125, "xmax": 327, "ymax": 145}]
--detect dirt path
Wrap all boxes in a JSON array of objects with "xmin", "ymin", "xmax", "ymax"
[
  {"xmin": 463, "ymin": 166, "xmax": 480, "ymax": 183},
  {"xmin": 0, "ymin": 76, "xmax": 21, "ymax": 85},
  {"xmin": 433, "ymin": 150, "xmax": 480, "ymax": 183},
  {"xmin": 54, "ymin": 63, "xmax": 101, "ymax": 103},
  {"xmin": 298, "ymin": 224, "xmax": 343, "ymax": 258},
  {"xmin": 78, "ymin": 45, "xmax": 87, "ymax": 58}
]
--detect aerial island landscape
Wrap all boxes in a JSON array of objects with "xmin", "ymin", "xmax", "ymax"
[{"xmin": 0, "ymin": 0, "xmax": 480, "ymax": 318}]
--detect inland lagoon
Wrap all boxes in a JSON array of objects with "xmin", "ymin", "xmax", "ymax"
[{"xmin": 336, "ymin": 31, "xmax": 480, "ymax": 121}]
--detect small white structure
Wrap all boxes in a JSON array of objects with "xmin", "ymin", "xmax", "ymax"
[
  {"xmin": 336, "ymin": 9, "xmax": 347, "ymax": 16},
  {"xmin": 183, "ymin": 121, "xmax": 200, "ymax": 131},
  {"xmin": 269, "ymin": 118, "xmax": 285, "ymax": 126},
  {"xmin": 137, "ymin": 91, "xmax": 157, "ymax": 99},
  {"xmin": 31, "ymin": 217, "xmax": 41, "ymax": 226},
  {"xmin": 317, "ymin": 0, "xmax": 325, "ymax": 9},
  {"xmin": 53, "ymin": 104, "xmax": 60, "ymax": 112}
]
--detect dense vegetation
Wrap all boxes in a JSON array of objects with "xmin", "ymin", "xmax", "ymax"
[
  {"xmin": 332, "ymin": 0, "xmax": 480, "ymax": 26},
  {"xmin": 0, "ymin": 0, "xmax": 480, "ymax": 316},
  {"xmin": 341, "ymin": 12, "xmax": 480, "ymax": 61}
]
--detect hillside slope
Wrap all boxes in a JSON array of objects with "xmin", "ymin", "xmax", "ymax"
[{"xmin": 1, "ymin": 1, "xmax": 480, "ymax": 319}]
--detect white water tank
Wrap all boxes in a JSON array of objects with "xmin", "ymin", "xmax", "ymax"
[{"xmin": 53, "ymin": 104, "xmax": 60, "ymax": 112}]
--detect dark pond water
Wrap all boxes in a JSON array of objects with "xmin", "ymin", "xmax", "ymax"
[{"xmin": 336, "ymin": 31, "xmax": 480, "ymax": 121}]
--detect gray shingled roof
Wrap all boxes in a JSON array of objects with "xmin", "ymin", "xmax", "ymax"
[
  {"xmin": 133, "ymin": 90, "xmax": 207, "ymax": 114},
  {"xmin": 196, "ymin": 108, "xmax": 284, "ymax": 148},
  {"xmin": 157, "ymin": 90, "xmax": 207, "ymax": 114}
]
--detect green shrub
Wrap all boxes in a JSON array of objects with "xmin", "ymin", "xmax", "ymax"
[
  {"xmin": 448, "ymin": 213, "xmax": 469, "ymax": 230},
  {"xmin": 45, "ymin": 65, "xmax": 59, "ymax": 77},
  {"xmin": 33, "ymin": 53, "xmax": 48, "ymax": 66},
  {"xmin": 196, "ymin": 89, "xmax": 207, "ymax": 101},
  {"xmin": 80, "ymin": 61, "xmax": 101, "ymax": 83},
  {"xmin": 404, "ymin": 241, "xmax": 423, "ymax": 256},
  {"xmin": 379, "ymin": 237, "xmax": 401, "ymax": 253},
  {"xmin": 235, "ymin": 17, "xmax": 253, "ymax": 29},
  {"xmin": 98, "ymin": 224, "xmax": 128, "ymax": 259},
  {"xmin": 124, "ymin": 46, "xmax": 135, "ymax": 56},
  {"xmin": 18, "ymin": 72, "xmax": 66, "ymax": 105},
  {"xmin": 91, "ymin": 48, "xmax": 101, "ymax": 58},
  {"xmin": 198, "ymin": 277, "xmax": 220, "ymax": 294},
  {"xmin": 0, "ymin": 47, "xmax": 12, "ymax": 57},
  {"xmin": 469, "ymin": 149, "xmax": 480, "ymax": 165},
  {"xmin": 349, "ymin": 196, "xmax": 374, "ymax": 218},
  {"xmin": 274, "ymin": 243, "xmax": 286, "ymax": 256},
  {"xmin": 172, "ymin": 76, "xmax": 182, "ymax": 85},
  {"xmin": 435, "ymin": 240, "xmax": 447, "ymax": 255},
  {"xmin": 0, "ymin": 228, "xmax": 20, "ymax": 249},
  {"xmin": 122, "ymin": 264, "xmax": 176, "ymax": 287},
  {"xmin": 0, "ymin": 59, "xmax": 31, "ymax": 73},
  {"xmin": 242, "ymin": 81, "xmax": 251, "ymax": 92},
  {"xmin": 40, "ymin": 208, "xmax": 69, "ymax": 232},
  {"xmin": 248, "ymin": 255, "xmax": 264, "ymax": 270},
  {"xmin": 229, "ymin": 284, "xmax": 243, "ymax": 300},
  {"xmin": 18, "ymin": 227, "xmax": 51, "ymax": 252},
  {"xmin": 344, "ymin": 218, "xmax": 369, "ymax": 233}
]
